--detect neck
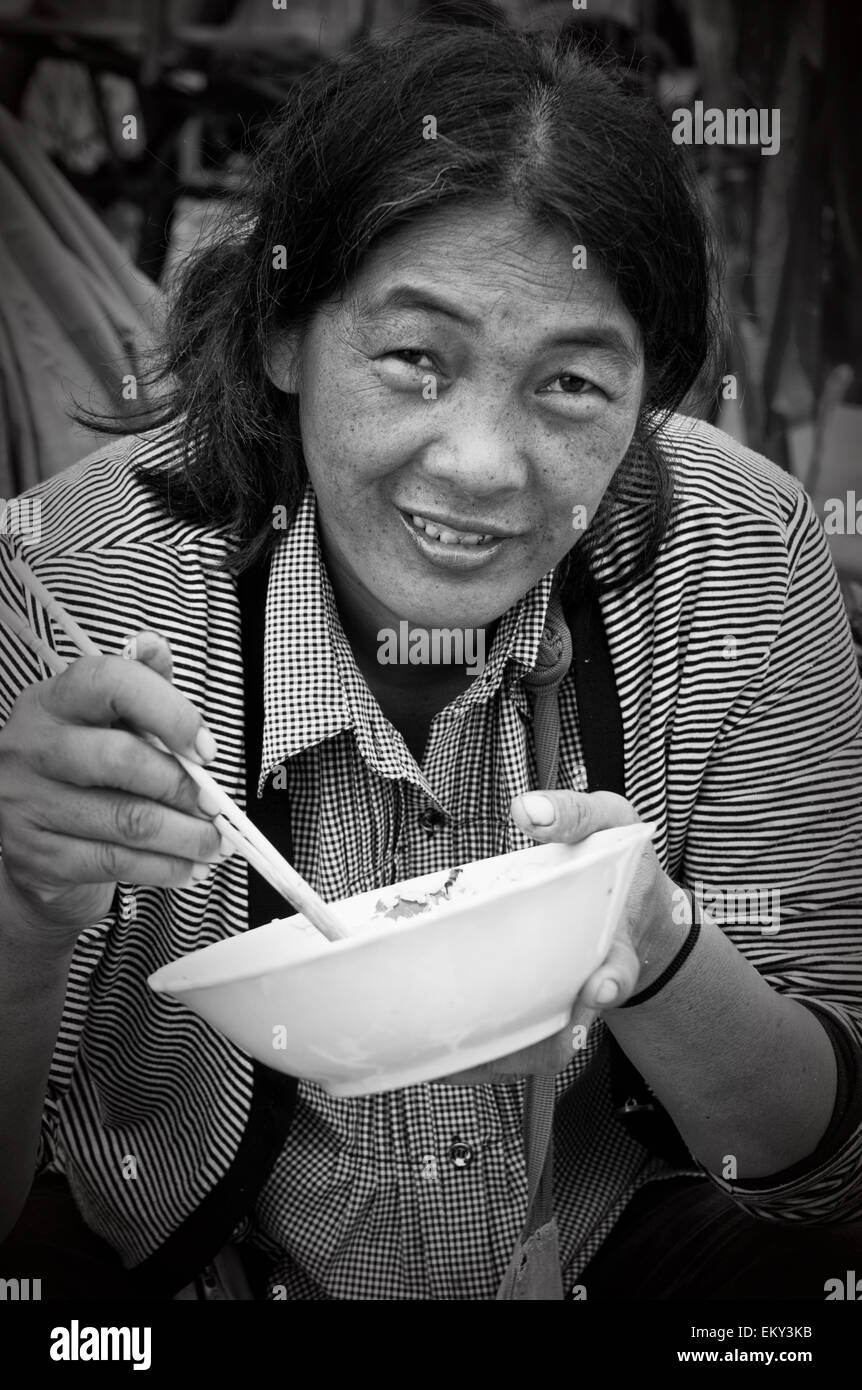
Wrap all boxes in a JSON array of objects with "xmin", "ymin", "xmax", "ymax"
[{"xmin": 323, "ymin": 548, "xmax": 493, "ymax": 689}]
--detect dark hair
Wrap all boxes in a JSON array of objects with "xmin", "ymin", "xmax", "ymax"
[{"xmin": 123, "ymin": 21, "xmax": 723, "ymax": 594}]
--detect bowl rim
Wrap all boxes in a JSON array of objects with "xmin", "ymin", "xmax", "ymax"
[{"xmin": 148, "ymin": 821, "xmax": 655, "ymax": 996}]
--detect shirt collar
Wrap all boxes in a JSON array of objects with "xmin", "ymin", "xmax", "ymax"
[{"xmin": 258, "ymin": 483, "xmax": 554, "ymax": 793}]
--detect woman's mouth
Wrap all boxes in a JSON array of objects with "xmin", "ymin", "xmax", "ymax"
[
  {"xmin": 409, "ymin": 513, "xmax": 495, "ymax": 547},
  {"xmin": 399, "ymin": 511, "xmax": 509, "ymax": 570}
]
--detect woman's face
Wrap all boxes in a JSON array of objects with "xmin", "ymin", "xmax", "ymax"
[{"xmin": 279, "ymin": 201, "xmax": 645, "ymax": 632}]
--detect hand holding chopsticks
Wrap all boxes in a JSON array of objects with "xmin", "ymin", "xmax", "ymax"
[{"xmin": 0, "ymin": 556, "xmax": 348, "ymax": 943}]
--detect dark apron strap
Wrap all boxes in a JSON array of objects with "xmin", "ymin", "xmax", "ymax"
[
  {"xmin": 236, "ymin": 556, "xmax": 304, "ymax": 930},
  {"xmin": 567, "ymin": 588, "xmax": 626, "ymax": 798},
  {"xmin": 568, "ymin": 584, "xmax": 690, "ymax": 1168}
]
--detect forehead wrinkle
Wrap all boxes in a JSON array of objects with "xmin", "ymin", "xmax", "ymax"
[
  {"xmin": 351, "ymin": 269, "xmax": 616, "ymax": 337},
  {"xmin": 352, "ymin": 217, "xmax": 560, "ymax": 317}
]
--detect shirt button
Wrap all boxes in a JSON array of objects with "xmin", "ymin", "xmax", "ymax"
[
  {"xmin": 447, "ymin": 1140, "xmax": 474, "ymax": 1169},
  {"xmin": 418, "ymin": 807, "xmax": 446, "ymax": 834},
  {"xmin": 119, "ymin": 894, "xmax": 137, "ymax": 923}
]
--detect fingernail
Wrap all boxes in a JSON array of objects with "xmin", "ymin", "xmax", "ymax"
[
  {"xmin": 218, "ymin": 834, "xmax": 234, "ymax": 858},
  {"xmin": 596, "ymin": 978, "xmax": 619, "ymax": 1005},
  {"xmin": 191, "ymin": 862, "xmax": 210, "ymax": 881},
  {"xmin": 195, "ymin": 727, "xmax": 218, "ymax": 764},
  {"xmin": 519, "ymin": 793, "xmax": 555, "ymax": 826},
  {"xmin": 197, "ymin": 784, "xmax": 222, "ymax": 817}
]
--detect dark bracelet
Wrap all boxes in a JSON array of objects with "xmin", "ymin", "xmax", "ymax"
[{"xmin": 619, "ymin": 891, "xmax": 703, "ymax": 1009}]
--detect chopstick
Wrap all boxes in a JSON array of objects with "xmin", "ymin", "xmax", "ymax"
[
  {"xmin": 3, "ymin": 557, "xmax": 349, "ymax": 943},
  {"xmin": 8, "ymin": 558, "xmax": 101, "ymax": 658},
  {"xmin": 0, "ymin": 595, "xmax": 68, "ymax": 675}
]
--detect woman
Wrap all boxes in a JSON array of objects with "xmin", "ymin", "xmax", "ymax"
[{"xmin": 1, "ymin": 23, "xmax": 860, "ymax": 1301}]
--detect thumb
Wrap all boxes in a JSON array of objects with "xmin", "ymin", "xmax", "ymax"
[
  {"xmin": 578, "ymin": 934, "xmax": 641, "ymax": 1011},
  {"xmin": 121, "ymin": 630, "xmax": 174, "ymax": 683}
]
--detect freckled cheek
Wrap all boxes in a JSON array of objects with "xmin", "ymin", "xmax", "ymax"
[
  {"xmin": 540, "ymin": 440, "xmax": 616, "ymax": 507},
  {"xmin": 570, "ymin": 414, "xmax": 636, "ymax": 491},
  {"xmin": 301, "ymin": 372, "xmax": 398, "ymax": 484},
  {"xmin": 535, "ymin": 422, "xmax": 633, "ymax": 548}
]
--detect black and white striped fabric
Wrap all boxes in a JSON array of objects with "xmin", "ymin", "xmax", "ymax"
[{"xmin": 1, "ymin": 413, "xmax": 860, "ymax": 1300}]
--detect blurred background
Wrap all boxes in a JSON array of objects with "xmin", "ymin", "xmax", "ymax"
[{"xmin": 0, "ymin": 0, "xmax": 860, "ymax": 644}]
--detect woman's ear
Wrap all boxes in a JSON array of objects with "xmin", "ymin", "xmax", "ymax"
[{"xmin": 265, "ymin": 330, "xmax": 302, "ymax": 395}]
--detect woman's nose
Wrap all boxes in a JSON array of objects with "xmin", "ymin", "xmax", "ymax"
[{"xmin": 421, "ymin": 393, "xmax": 531, "ymax": 496}]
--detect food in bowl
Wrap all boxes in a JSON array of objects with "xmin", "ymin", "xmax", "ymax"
[
  {"xmin": 369, "ymin": 859, "xmax": 561, "ymax": 925},
  {"xmin": 371, "ymin": 865, "xmax": 465, "ymax": 921}
]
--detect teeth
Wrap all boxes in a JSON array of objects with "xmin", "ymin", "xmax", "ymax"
[{"xmin": 410, "ymin": 514, "xmax": 494, "ymax": 546}]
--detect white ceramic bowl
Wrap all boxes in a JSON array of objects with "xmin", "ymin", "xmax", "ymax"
[{"xmin": 148, "ymin": 822, "xmax": 655, "ymax": 1096}]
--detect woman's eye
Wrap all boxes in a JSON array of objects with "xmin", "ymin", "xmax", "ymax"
[
  {"xmin": 542, "ymin": 373, "xmax": 601, "ymax": 397},
  {"xmin": 386, "ymin": 348, "xmax": 435, "ymax": 370}
]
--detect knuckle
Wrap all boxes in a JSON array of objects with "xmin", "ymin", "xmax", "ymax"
[
  {"xmin": 89, "ymin": 652, "xmax": 118, "ymax": 685},
  {"xmin": 113, "ymin": 797, "xmax": 162, "ymax": 846},
  {"xmin": 26, "ymin": 844, "xmax": 67, "ymax": 889},
  {"xmin": 68, "ymin": 652, "xmax": 132, "ymax": 725},
  {"xmin": 94, "ymin": 654, "xmax": 129, "ymax": 720},
  {"xmin": 29, "ymin": 723, "xmax": 66, "ymax": 779},
  {"xmin": 61, "ymin": 651, "xmax": 110, "ymax": 698},
  {"xmin": 166, "ymin": 759, "xmax": 197, "ymax": 811},
  {"xmin": 113, "ymin": 728, "xmax": 162, "ymax": 785},
  {"xmin": 0, "ymin": 836, "xmax": 34, "ymax": 887},
  {"xmin": 196, "ymin": 821, "xmax": 221, "ymax": 858},
  {"xmin": 93, "ymin": 839, "xmax": 123, "ymax": 881},
  {"xmin": 565, "ymin": 797, "xmax": 590, "ymax": 834},
  {"xmin": 99, "ymin": 731, "xmax": 138, "ymax": 784}
]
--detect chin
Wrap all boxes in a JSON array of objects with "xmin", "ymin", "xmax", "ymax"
[{"xmin": 396, "ymin": 595, "xmax": 522, "ymax": 632}]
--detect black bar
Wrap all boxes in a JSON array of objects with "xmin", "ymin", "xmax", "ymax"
[{"xmin": 0, "ymin": 1297, "xmax": 859, "ymax": 1374}]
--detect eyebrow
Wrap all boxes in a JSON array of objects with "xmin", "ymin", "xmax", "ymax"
[{"xmin": 352, "ymin": 283, "xmax": 641, "ymax": 372}]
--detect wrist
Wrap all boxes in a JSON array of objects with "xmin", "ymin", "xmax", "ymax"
[
  {"xmin": 629, "ymin": 877, "xmax": 691, "ymax": 993},
  {"xmin": 0, "ymin": 864, "xmax": 79, "ymax": 967}
]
